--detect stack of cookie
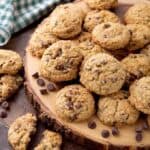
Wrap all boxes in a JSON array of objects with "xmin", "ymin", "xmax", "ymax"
[{"xmin": 26, "ymin": 0, "xmax": 150, "ymax": 128}]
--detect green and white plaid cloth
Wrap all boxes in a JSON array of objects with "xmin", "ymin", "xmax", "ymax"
[{"xmin": 0, "ymin": 0, "xmax": 63, "ymax": 46}]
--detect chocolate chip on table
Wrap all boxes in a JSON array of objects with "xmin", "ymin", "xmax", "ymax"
[
  {"xmin": 135, "ymin": 126, "xmax": 143, "ymax": 133},
  {"xmin": 101, "ymin": 130, "xmax": 110, "ymax": 138},
  {"xmin": 40, "ymin": 89, "xmax": 48, "ymax": 95},
  {"xmin": 0, "ymin": 109, "xmax": 7, "ymax": 118},
  {"xmin": 88, "ymin": 121, "xmax": 97, "ymax": 129},
  {"xmin": 112, "ymin": 127, "xmax": 119, "ymax": 136},
  {"xmin": 1, "ymin": 101, "xmax": 9, "ymax": 109},
  {"xmin": 47, "ymin": 83, "xmax": 57, "ymax": 91},
  {"xmin": 135, "ymin": 133, "xmax": 143, "ymax": 142},
  {"xmin": 142, "ymin": 121, "xmax": 149, "ymax": 130},
  {"xmin": 37, "ymin": 78, "xmax": 45, "ymax": 87},
  {"xmin": 32, "ymin": 72, "xmax": 39, "ymax": 79}
]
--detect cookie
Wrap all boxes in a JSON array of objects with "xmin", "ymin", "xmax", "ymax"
[
  {"xmin": 49, "ymin": 3, "xmax": 84, "ymax": 39},
  {"xmin": 92, "ymin": 22, "xmax": 131, "ymax": 50},
  {"xmin": 121, "ymin": 54, "xmax": 150, "ymax": 84},
  {"xmin": 84, "ymin": 10, "xmax": 120, "ymax": 32},
  {"xmin": 124, "ymin": 3, "xmax": 150, "ymax": 28},
  {"xmin": 40, "ymin": 41, "xmax": 82, "ymax": 82},
  {"xmin": 80, "ymin": 53, "xmax": 126, "ymax": 95},
  {"xmin": 97, "ymin": 91, "xmax": 139, "ymax": 126},
  {"xmin": 8, "ymin": 113, "xmax": 37, "ymax": 150},
  {"xmin": 0, "ymin": 75, "xmax": 23, "ymax": 102},
  {"xmin": 126, "ymin": 24, "xmax": 150, "ymax": 51},
  {"xmin": 141, "ymin": 44, "xmax": 150, "ymax": 58},
  {"xmin": 84, "ymin": 0, "xmax": 118, "ymax": 10},
  {"xmin": 26, "ymin": 17, "xmax": 59, "ymax": 58},
  {"xmin": 55, "ymin": 84, "xmax": 95, "ymax": 122},
  {"xmin": 0, "ymin": 50, "xmax": 23, "ymax": 75},
  {"xmin": 129, "ymin": 77, "xmax": 150, "ymax": 114},
  {"xmin": 34, "ymin": 130, "xmax": 62, "ymax": 150}
]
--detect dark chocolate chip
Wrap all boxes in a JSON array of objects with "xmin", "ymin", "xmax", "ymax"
[
  {"xmin": 142, "ymin": 121, "xmax": 149, "ymax": 130},
  {"xmin": 66, "ymin": 101, "xmax": 73, "ymax": 110},
  {"xmin": 40, "ymin": 89, "xmax": 48, "ymax": 95},
  {"xmin": 1, "ymin": 101, "xmax": 9, "ymax": 109},
  {"xmin": 135, "ymin": 133, "xmax": 142, "ymax": 142},
  {"xmin": 37, "ymin": 78, "xmax": 45, "ymax": 87},
  {"xmin": 135, "ymin": 126, "xmax": 143, "ymax": 133},
  {"xmin": 101, "ymin": 130, "xmax": 110, "ymax": 138},
  {"xmin": 88, "ymin": 121, "xmax": 96, "ymax": 129},
  {"xmin": 47, "ymin": 83, "xmax": 57, "ymax": 91},
  {"xmin": 104, "ymin": 24, "xmax": 111, "ymax": 29},
  {"xmin": 32, "ymin": 72, "xmax": 39, "ymax": 79},
  {"xmin": 112, "ymin": 127, "xmax": 119, "ymax": 136},
  {"xmin": 0, "ymin": 109, "xmax": 7, "ymax": 118}
]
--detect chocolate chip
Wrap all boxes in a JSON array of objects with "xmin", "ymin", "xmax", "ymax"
[
  {"xmin": 1, "ymin": 101, "xmax": 9, "ymax": 109},
  {"xmin": 142, "ymin": 121, "xmax": 149, "ymax": 130},
  {"xmin": 88, "ymin": 121, "xmax": 96, "ymax": 129},
  {"xmin": 55, "ymin": 64, "xmax": 66, "ymax": 71},
  {"xmin": 0, "ymin": 109, "xmax": 7, "ymax": 118},
  {"xmin": 32, "ymin": 72, "xmax": 39, "ymax": 79},
  {"xmin": 37, "ymin": 78, "xmax": 45, "ymax": 87},
  {"xmin": 101, "ymin": 130, "xmax": 110, "ymax": 138},
  {"xmin": 112, "ymin": 127, "xmax": 119, "ymax": 136},
  {"xmin": 40, "ymin": 89, "xmax": 48, "ymax": 95},
  {"xmin": 66, "ymin": 101, "xmax": 73, "ymax": 110},
  {"xmin": 104, "ymin": 24, "xmax": 111, "ymax": 29},
  {"xmin": 135, "ymin": 133, "xmax": 142, "ymax": 142},
  {"xmin": 135, "ymin": 126, "xmax": 143, "ymax": 133},
  {"xmin": 47, "ymin": 83, "xmax": 57, "ymax": 91}
]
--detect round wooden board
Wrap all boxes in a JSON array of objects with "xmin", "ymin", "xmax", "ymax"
[{"xmin": 25, "ymin": 0, "xmax": 150, "ymax": 149}]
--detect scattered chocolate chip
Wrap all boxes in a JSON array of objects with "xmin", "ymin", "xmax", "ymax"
[
  {"xmin": 32, "ymin": 72, "xmax": 39, "ymax": 79},
  {"xmin": 40, "ymin": 89, "xmax": 48, "ymax": 95},
  {"xmin": 112, "ymin": 127, "xmax": 119, "ymax": 136},
  {"xmin": 104, "ymin": 23, "xmax": 111, "ymax": 29},
  {"xmin": 37, "ymin": 78, "xmax": 45, "ymax": 87},
  {"xmin": 47, "ymin": 83, "xmax": 57, "ymax": 91},
  {"xmin": 101, "ymin": 130, "xmax": 110, "ymax": 138},
  {"xmin": 135, "ymin": 133, "xmax": 142, "ymax": 142},
  {"xmin": 135, "ymin": 126, "xmax": 143, "ymax": 133},
  {"xmin": 0, "ymin": 109, "xmax": 7, "ymax": 118},
  {"xmin": 1, "ymin": 101, "xmax": 9, "ymax": 109},
  {"xmin": 142, "ymin": 121, "xmax": 149, "ymax": 130},
  {"xmin": 88, "ymin": 121, "xmax": 96, "ymax": 129}
]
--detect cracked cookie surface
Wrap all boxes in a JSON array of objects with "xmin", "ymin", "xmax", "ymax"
[
  {"xmin": 40, "ymin": 41, "xmax": 82, "ymax": 82},
  {"xmin": 97, "ymin": 91, "xmax": 139, "ymax": 126},
  {"xmin": 129, "ymin": 77, "xmax": 150, "ymax": 114},
  {"xmin": 55, "ymin": 84, "xmax": 95, "ymax": 122},
  {"xmin": 0, "ymin": 50, "xmax": 23, "ymax": 75},
  {"xmin": 80, "ymin": 53, "xmax": 126, "ymax": 95},
  {"xmin": 92, "ymin": 22, "xmax": 131, "ymax": 50},
  {"xmin": 8, "ymin": 113, "xmax": 37, "ymax": 150},
  {"xmin": 34, "ymin": 130, "xmax": 62, "ymax": 150}
]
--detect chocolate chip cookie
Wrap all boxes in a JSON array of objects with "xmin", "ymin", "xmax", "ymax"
[
  {"xmin": 84, "ymin": 10, "xmax": 120, "ymax": 32},
  {"xmin": 80, "ymin": 53, "xmax": 126, "ymax": 95},
  {"xmin": 26, "ymin": 17, "xmax": 59, "ymax": 58},
  {"xmin": 126, "ymin": 24, "xmax": 150, "ymax": 51},
  {"xmin": 124, "ymin": 3, "xmax": 150, "ymax": 28},
  {"xmin": 49, "ymin": 3, "xmax": 84, "ymax": 39},
  {"xmin": 121, "ymin": 54, "xmax": 150, "ymax": 84},
  {"xmin": 34, "ymin": 130, "xmax": 62, "ymax": 150},
  {"xmin": 0, "ymin": 75, "xmax": 23, "ymax": 102},
  {"xmin": 92, "ymin": 22, "xmax": 131, "ymax": 50},
  {"xmin": 8, "ymin": 113, "xmax": 37, "ymax": 150},
  {"xmin": 97, "ymin": 91, "xmax": 139, "ymax": 126},
  {"xmin": 84, "ymin": 0, "xmax": 118, "ymax": 10},
  {"xmin": 129, "ymin": 77, "xmax": 150, "ymax": 114},
  {"xmin": 141, "ymin": 44, "xmax": 150, "ymax": 58},
  {"xmin": 55, "ymin": 84, "xmax": 95, "ymax": 122},
  {"xmin": 40, "ymin": 41, "xmax": 82, "ymax": 82},
  {"xmin": 0, "ymin": 50, "xmax": 23, "ymax": 75}
]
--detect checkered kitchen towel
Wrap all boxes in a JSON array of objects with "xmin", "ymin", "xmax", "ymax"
[{"xmin": 0, "ymin": 0, "xmax": 68, "ymax": 46}]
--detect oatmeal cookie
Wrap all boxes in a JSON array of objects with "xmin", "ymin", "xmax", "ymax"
[
  {"xmin": 34, "ymin": 130, "xmax": 62, "ymax": 150},
  {"xmin": 129, "ymin": 77, "xmax": 150, "ymax": 114},
  {"xmin": 55, "ymin": 84, "xmax": 95, "ymax": 122},
  {"xmin": 49, "ymin": 3, "xmax": 84, "ymax": 39},
  {"xmin": 126, "ymin": 24, "xmax": 150, "ymax": 51},
  {"xmin": 26, "ymin": 17, "xmax": 59, "ymax": 58},
  {"xmin": 40, "ymin": 41, "xmax": 82, "ymax": 82},
  {"xmin": 0, "ymin": 75, "xmax": 23, "ymax": 102},
  {"xmin": 97, "ymin": 91, "xmax": 140, "ymax": 126},
  {"xmin": 121, "ymin": 54, "xmax": 150, "ymax": 84},
  {"xmin": 84, "ymin": 0, "xmax": 118, "ymax": 10},
  {"xmin": 0, "ymin": 50, "xmax": 23, "ymax": 75},
  {"xmin": 84, "ymin": 10, "xmax": 120, "ymax": 32},
  {"xmin": 124, "ymin": 3, "xmax": 150, "ymax": 28},
  {"xmin": 8, "ymin": 113, "xmax": 37, "ymax": 150},
  {"xmin": 80, "ymin": 53, "xmax": 126, "ymax": 95},
  {"xmin": 141, "ymin": 44, "xmax": 150, "ymax": 58},
  {"xmin": 92, "ymin": 22, "xmax": 131, "ymax": 50}
]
